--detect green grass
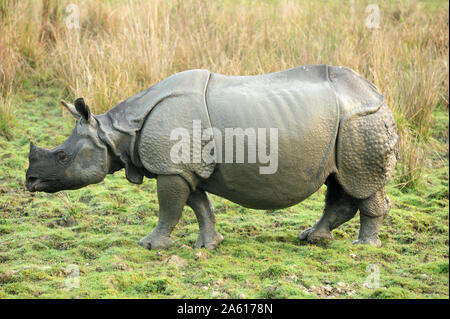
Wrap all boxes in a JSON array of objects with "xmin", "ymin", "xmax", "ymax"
[
  {"xmin": 0, "ymin": 82, "xmax": 448, "ymax": 299},
  {"xmin": 0, "ymin": 94, "xmax": 15, "ymax": 139}
]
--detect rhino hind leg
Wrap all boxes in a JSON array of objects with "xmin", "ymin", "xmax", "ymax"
[
  {"xmin": 353, "ymin": 188, "xmax": 390, "ymax": 247},
  {"xmin": 187, "ymin": 190, "xmax": 224, "ymax": 249},
  {"xmin": 139, "ymin": 175, "xmax": 190, "ymax": 250},
  {"xmin": 299, "ymin": 175, "xmax": 359, "ymax": 243}
]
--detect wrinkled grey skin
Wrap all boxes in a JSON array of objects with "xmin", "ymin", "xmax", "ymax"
[{"xmin": 26, "ymin": 65, "xmax": 398, "ymax": 249}]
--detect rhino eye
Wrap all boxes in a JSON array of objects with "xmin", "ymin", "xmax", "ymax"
[{"xmin": 56, "ymin": 151, "xmax": 70, "ymax": 165}]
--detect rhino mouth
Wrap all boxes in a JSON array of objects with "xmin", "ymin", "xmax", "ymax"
[{"xmin": 26, "ymin": 177, "xmax": 54, "ymax": 192}]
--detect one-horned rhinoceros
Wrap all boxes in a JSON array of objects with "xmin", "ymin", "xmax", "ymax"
[{"xmin": 26, "ymin": 65, "xmax": 398, "ymax": 249}]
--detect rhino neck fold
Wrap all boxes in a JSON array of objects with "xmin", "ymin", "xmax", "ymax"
[{"xmin": 95, "ymin": 113, "xmax": 147, "ymax": 184}]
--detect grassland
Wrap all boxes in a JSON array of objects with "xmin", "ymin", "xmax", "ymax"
[
  {"xmin": 0, "ymin": 81, "xmax": 448, "ymax": 299},
  {"xmin": 0, "ymin": 0, "xmax": 448, "ymax": 298}
]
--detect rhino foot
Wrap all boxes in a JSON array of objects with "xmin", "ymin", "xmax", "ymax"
[
  {"xmin": 352, "ymin": 238, "xmax": 382, "ymax": 247},
  {"xmin": 195, "ymin": 231, "xmax": 224, "ymax": 250},
  {"xmin": 299, "ymin": 227, "xmax": 333, "ymax": 243},
  {"xmin": 139, "ymin": 233, "xmax": 174, "ymax": 250}
]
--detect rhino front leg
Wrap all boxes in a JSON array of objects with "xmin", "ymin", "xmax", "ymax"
[
  {"xmin": 139, "ymin": 175, "xmax": 190, "ymax": 250},
  {"xmin": 187, "ymin": 190, "xmax": 224, "ymax": 249},
  {"xmin": 299, "ymin": 176, "xmax": 359, "ymax": 243},
  {"xmin": 353, "ymin": 188, "xmax": 390, "ymax": 247}
]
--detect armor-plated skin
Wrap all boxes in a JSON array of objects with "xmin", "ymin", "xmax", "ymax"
[{"xmin": 26, "ymin": 65, "xmax": 398, "ymax": 249}]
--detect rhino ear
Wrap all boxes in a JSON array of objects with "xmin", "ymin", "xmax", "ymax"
[
  {"xmin": 74, "ymin": 98, "xmax": 91, "ymax": 122},
  {"xmin": 60, "ymin": 100, "xmax": 81, "ymax": 119}
]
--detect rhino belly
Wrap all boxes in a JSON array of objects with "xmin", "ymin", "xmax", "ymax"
[{"xmin": 199, "ymin": 72, "xmax": 339, "ymax": 209}]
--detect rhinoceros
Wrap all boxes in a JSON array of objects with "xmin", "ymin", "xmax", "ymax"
[{"xmin": 26, "ymin": 65, "xmax": 398, "ymax": 249}]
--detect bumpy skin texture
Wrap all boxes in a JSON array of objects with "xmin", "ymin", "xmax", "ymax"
[{"xmin": 336, "ymin": 103, "xmax": 398, "ymax": 199}]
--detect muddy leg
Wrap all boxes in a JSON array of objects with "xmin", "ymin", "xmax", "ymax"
[
  {"xmin": 353, "ymin": 188, "xmax": 390, "ymax": 247},
  {"xmin": 299, "ymin": 176, "xmax": 359, "ymax": 243},
  {"xmin": 187, "ymin": 190, "xmax": 224, "ymax": 249},
  {"xmin": 139, "ymin": 175, "xmax": 190, "ymax": 250}
]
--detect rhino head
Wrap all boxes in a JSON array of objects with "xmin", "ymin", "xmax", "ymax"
[{"xmin": 26, "ymin": 98, "xmax": 111, "ymax": 193}]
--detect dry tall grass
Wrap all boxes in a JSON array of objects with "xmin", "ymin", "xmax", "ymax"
[{"xmin": 0, "ymin": 0, "xmax": 448, "ymax": 187}]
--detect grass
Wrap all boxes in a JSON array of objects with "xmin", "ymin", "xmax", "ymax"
[
  {"xmin": 0, "ymin": 81, "xmax": 448, "ymax": 298},
  {"xmin": 0, "ymin": 0, "xmax": 448, "ymax": 299},
  {"xmin": 0, "ymin": 93, "xmax": 15, "ymax": 139}
]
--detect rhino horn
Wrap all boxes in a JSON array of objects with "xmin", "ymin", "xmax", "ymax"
[{"xmin": 29, "ymin": 141, "xmax": 47, "ymax": 157}]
